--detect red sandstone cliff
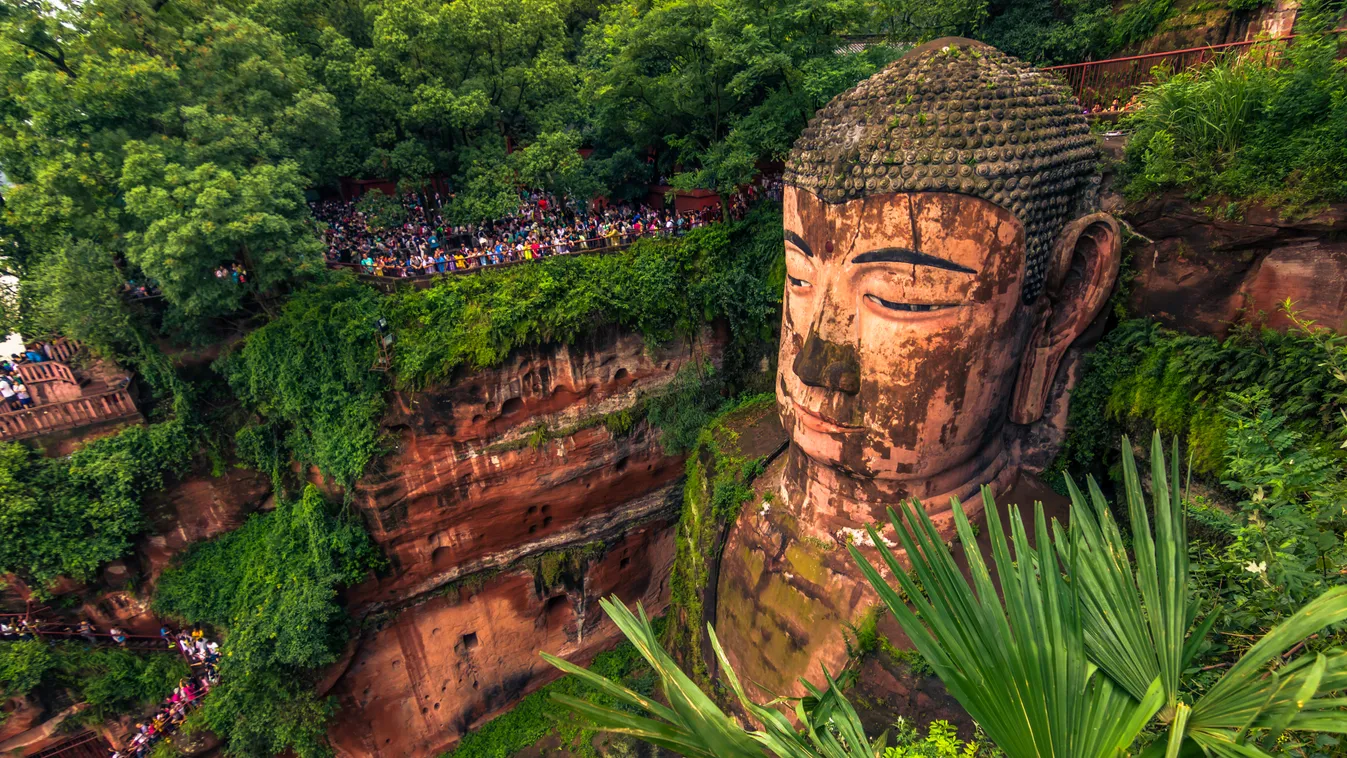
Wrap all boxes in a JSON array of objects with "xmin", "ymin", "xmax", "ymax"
[
  {"xmin": 322, "ymin": 325, "xmax": 721, "ymax": 755},
  {"xmin": 1123, "ymin": 195, "xmax": 1347, "ymax": 336}
]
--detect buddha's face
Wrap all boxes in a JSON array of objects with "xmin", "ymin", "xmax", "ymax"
[{"xmin": 779, "ymin": 185, "xmax": 1038, "ymax": 483}]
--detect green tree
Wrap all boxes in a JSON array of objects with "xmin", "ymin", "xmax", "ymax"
[
  {"xmin": 0, "ymin": 421, "xmax": 192, "ymax": 594},
  {"xmin": 510, "ymin": 129, "xmax": 601, "ymax": 206},
  {"xmin": 154, "ymin": 484, "xmax": 380, "ymax": 758},
  {"xmin": 0, "ymin": 0, "xmax": 336, "ymax": 342},
  {"xmin": 580, "ymin": 0, "xmax": 896, "ymax": 198}
]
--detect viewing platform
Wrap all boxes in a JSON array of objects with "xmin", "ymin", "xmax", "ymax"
[
  {"xmin": 327, "ymin": 235, "xmax": 640, "ymax": 292},
  {"xmin": 0, "ymin": 341, "xmax": 142, "ymax": 444}
]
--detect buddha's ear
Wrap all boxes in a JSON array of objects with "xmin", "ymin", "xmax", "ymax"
[{"xmin": 1010, "ymin": 213, "xmax": 1122, "ymax": 425}]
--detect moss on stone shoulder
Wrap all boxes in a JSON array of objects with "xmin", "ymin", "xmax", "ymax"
[{"xmin": 663, "ymin": 394, "xmax": 778, "ymax": 685}]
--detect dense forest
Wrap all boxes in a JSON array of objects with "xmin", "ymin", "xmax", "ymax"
[{"xmin": 2, "ymin": 0, "xmax": 1347, "ymax": 756}]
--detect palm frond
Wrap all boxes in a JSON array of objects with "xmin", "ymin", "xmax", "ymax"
[
  {"xmin": 1056, "ymin": 432, "xmax": 1347, "ymax": 753},
  {"xmin": 545, "ymin": 595, "xmax": 887, "ymax": 758},
  {"xmin": 847, "ymin": 489, "xmax": 1164, "ymax": 758},
  {"xmin": 541, "ymin": 597, "xmax": 762, "ymax": 758},
  {"xmin": 1185, "ymin": 588, "xmax": 1347, "ymax": 751},
  {"xmin": 1055, "ymin": 431, "xmax": 1191, "ymax": 710}
]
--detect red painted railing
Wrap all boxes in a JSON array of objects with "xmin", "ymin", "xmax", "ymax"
[
  {"xmin": 1043, "ymin": 34, "xmax": 1307, "ymax": 110},
  {"xmin": 46, "ymin": 338, "xmax": 83, "ymax": 364},
  {"xmin": 0, "ymin": 387, "xmax": 138, "ymax": 441},
  {"xmin": 27, "ymin": 731, "xmax": 112, "ymax": 758},
  {"xmin": 16, "ymin": 360, "xmax": 78, "ymax": 386}
]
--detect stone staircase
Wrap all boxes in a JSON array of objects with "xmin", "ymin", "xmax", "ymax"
[{"xmin": 0, "ymin": 341, "xmax": 142, "ymax": 443}]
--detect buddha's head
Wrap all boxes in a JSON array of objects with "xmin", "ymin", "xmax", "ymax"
[{"xmin": 778, "ymin": 38, "xmax": 1120, "ymax": 501}]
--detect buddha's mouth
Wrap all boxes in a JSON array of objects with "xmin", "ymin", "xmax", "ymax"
[{"xmin": 792, "ymin": 400, "xmax": 864, "ymax": 434}]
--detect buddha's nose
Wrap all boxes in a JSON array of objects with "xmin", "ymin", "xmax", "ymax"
[{"xmin": 792, "ymin": 330, "xmax": 860, "ymax": 395}]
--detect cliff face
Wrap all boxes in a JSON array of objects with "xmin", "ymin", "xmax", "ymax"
[
  {"xmin": 327, "ymin": 519, "xmax": 675, "ymax": 757},
  {"xmin": 325, "ymin": 325, "xmax": 719, "ymax": 755},
  {"xmin": 1123, "ymin": 196, "xmax": 1347, "ymax": 336}
]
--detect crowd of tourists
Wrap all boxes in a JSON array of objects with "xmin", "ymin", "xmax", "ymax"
[
  {"xmin": 0, "ymin": 341, "xmax": 62, "ymax": 412},
  {"xmin": 1085, "ymin": 94, "xmax": 1141, "ymax": 115},
  {"xmin": 0, "ymin": 612, "xmax": 221, "ymax": 758},
  {"xmin": 111, "ymin": 627, "xmax": 221, "ymax": 758},
  {"xmin": 315, "ymin": 179, "xmax": 783, "ymax": 279}
]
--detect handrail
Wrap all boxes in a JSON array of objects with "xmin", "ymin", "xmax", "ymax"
[
  {"xmin": 15, "ymin": 360, "xmax": 78, "ymax": 386},
  {"xmin": 0, "ymin": 626, "xmax": 169, "ymax": 648},
  {"xmin": 1042, "ymin": 33, "xmax": 1300, "ymax": 72},
  {"xmin": 46, "ymin": 338, "xmax": 82, "ymax": 364},
  {"xmin": 27, "ymin": 731, "xmax": 110, "ymax": 758},
  {"xmin": 1041, "ymin": 31, "xmax": 1345, "ymax": 109},
  {"xmin": 0, "ymin": 387, "xmax": 138, "ymax": 442}
]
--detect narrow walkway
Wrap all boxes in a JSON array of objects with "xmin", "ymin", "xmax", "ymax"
[
  {"xmin": 1043, "ymin": 30, "xmax": 1346, "ymax": 110},
  {"xmin": 0, "ymin": 609, "xmax": 220, "ymax": 758}
]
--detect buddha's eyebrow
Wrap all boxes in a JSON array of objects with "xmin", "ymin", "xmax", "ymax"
[
  {"xmin": 851, "ymin": 247, "xmax": 975, "ymax": 274},
  {"xmin": 784, "ymin": 230, "xmax": 813, "ymax": 258}
]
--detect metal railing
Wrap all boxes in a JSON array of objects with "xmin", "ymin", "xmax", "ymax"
[
  {"xmin": 15, "ymin": 360, "xmax": 78, "ymax": 386},
  {"xmin": 27, "ymin": 731, "xmax": 113, "ymax": 758},
  {"xmin": 0, "ymin": 387, "xmax": 138, "ymax": 441},
  {"xmin": 0, "ymin": 624, "xmax": 173, "ymax": 651},
  {"xmin": 1043, "ymin": 33, "xmax": 1314, "ymax": 110}
]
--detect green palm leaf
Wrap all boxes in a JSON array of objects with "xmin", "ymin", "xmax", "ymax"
[
  {"xmin": 847, "ymin": 489, "xmax": 1165, "ymax": 758},
  {"xmin": 544, "ymin": 596, "xmax": 888, "ymax": 758},
  {"xmin": 1054, "ymin": 432, "xmax": 1193, "ymax": 711},
  {"xmin": 1058, "ymin": 432, "xmax": 1347, "ymax": 755}
]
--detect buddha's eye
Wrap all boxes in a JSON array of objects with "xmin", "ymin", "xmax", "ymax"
[
  {"xmin": 788, "ymin": 275, "xmax": 811, "ymax": 289},
  {"xmin": 865, "ymin": 294, "xmax": 959, "ymax": 312}
]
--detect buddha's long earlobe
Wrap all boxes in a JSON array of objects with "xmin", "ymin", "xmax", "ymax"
[{"xmin": 1010, "ymin": 213, "xmax": 1122, "ymax": 424}]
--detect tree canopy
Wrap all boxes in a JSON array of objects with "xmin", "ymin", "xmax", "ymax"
[{"xmin": 0, "ymin": 0, "xmax": 1153, "ymax": 349}]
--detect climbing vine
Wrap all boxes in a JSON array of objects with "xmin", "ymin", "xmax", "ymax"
[
  {"xmin": 153, "ymin": 485, "xmax": 382, "ymax": 758},
  {"xmin": 220, "ymin": 204, "xmax": 784, "ymax": 488},
  {"xmin": 664, "ymin": 394, "xmax": 776, "ymax": 684},
  {"xmin": 0, "ymin": 420, "xmax": 193, "ymax": 594}
]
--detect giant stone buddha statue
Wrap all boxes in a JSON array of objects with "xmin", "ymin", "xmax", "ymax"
[{"xmin": 716, "ymin": 37, "xmax": 1121, "ymax": 700}]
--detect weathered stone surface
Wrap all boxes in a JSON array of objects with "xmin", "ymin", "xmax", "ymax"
[
  {"xmin": 346, "ymin": 326, "xmax": 715, "ymax": 607},
  {"xmin": 320, "ymin": 326, "xmax": 719, "ymax": 755},
  {"xmin": 720, "ymin": 39, "xmax": 1119, "ymax": 711},
  {"xmin": 717, "ymin": 462, "xmax": 1068, "ymax": 702},
  {"xmin": 1124, "ymin": 194, "xmax": 1347, "ymax": 335},
  {"xmin": 0, "ymin": 696, "xmax": 42, "ymax": 745},
  {"xmin": 328, "ymin": 518, "xmax": 676, "ymax": 758},
  {"xmin": 140, "ymin": 464, "xmax": 272, "ymax": 583}
]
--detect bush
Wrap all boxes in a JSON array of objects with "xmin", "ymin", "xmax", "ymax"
[
  {"xmin": 1051, "ymin": 319, "xmax": 1341, "ymax": 481},
  {"xmin": 0, "ymin": 420, "xmax": 193, "ymax": 594},
  {"xmin": 883, "ymin": 719, "xmax": 1002, "ymax": 758},
  {"xmin": 224, "ymin": 204, "xmax": 784, "ymax": 486},
  {"xmin": 1121, "ymin": 36, "xmax": 1347, "ymax": 208},
  {"xmin": 57, "ymin": 646, "xmax": 190, "ymax": 724},
  {"xmin": 219, "ymin": 279, "xmax": 386, "ymax": 487},
  {"xmin": 0, "ymin": 640, "xmax": 57, "ymax": 700},
  {"xmin": 153, "ymin": 485, "xmax": 380, "ymax": 757},
  {"xmin": 0, "ymin": 642, "xmax": 186, "ymax": 725}
]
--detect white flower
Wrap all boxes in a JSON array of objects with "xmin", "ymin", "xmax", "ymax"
[{"xmin": 1245, "ymin": 561, "xmax": 1267, "ymax": 575}]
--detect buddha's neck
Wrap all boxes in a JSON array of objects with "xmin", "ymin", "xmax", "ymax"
[{"xmin": 779, "ymin": 439, "xmax": 1017, "ymax": 544}]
